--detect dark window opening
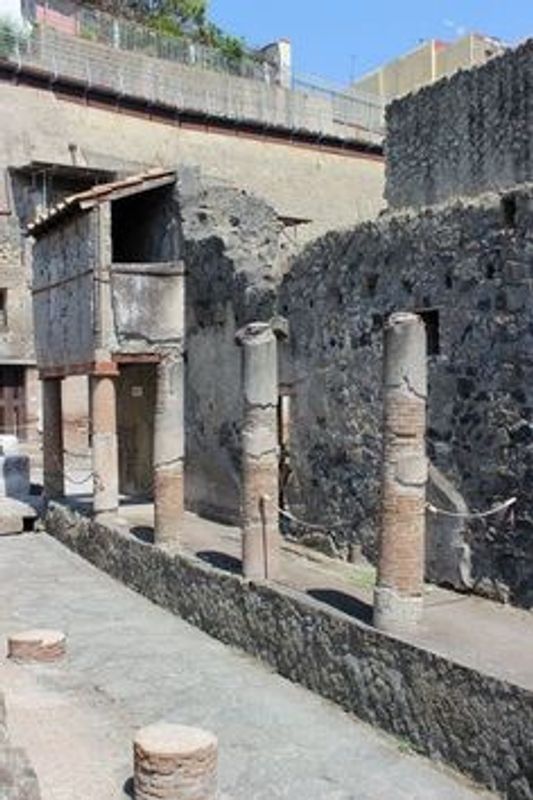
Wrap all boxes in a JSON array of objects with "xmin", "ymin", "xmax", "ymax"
[
  {"xmin": 277, "ymin": 392, "xmax": 291, "ymax": 510},
  {"xmin": 417, "ymin": 308, "xmax": 440, "ymax": 356},
  {"xmin": 501, "ymin": 194, "xmax": 517, "ymax": 229},
  {"xmin": 111, "ymin": 184, "xmax": 175, "ymax": 263}
]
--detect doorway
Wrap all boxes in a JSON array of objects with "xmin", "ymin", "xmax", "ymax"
[
  {"xmin": 117, "ymin": 363, "xmax": 156, "ymax": 498},
  {"xmin": 0, "ymin": 366, "xmax": 26, "ymax": 440}
]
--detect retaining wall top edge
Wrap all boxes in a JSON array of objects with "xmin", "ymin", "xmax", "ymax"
[{"xmin": 46, "ymin": 501, "xmax": 533, "ymax": 699}]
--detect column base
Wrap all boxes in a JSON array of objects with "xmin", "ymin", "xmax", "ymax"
[{"xmin": 373, "ymin": 586, "xmax": 423, "ymax": 632}]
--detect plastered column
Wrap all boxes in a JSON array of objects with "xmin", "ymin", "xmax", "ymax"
[
  {"xmin": 91, "ymin": 373, "xmax": 119, "ymax": 516},
  {"xmin": 42, "ymin": 378, "xmax": 64, "ymax": 499},
  {"xmin": 236, "ymin": 322, "xmax": 280, "ymax": 580},
  {"xmin": 154, "ymin": 350, "xmax": 184, "ymax": 546},
  {"xmin": 374, "ymin": 312, "xmax": 428, "ymax": 632}
]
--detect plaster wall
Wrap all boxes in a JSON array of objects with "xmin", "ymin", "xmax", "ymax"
[
  {"xmin": 31, "ymin": 209, "xmax": 97, "ymax": 370},
  {"xmin": 180, "ymin": 171, "xmax": 282, "ymax": 521},
  {"xmin": 0, "ymin": 82, "xmax": 384, "ymax": 247}
]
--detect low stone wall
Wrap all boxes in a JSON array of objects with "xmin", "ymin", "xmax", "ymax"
[{"xmin": 46, "ymin": 502, "xmax": 533, "ymax": 800}]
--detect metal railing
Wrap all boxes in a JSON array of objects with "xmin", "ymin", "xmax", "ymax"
[
  {"xmin": 294, "ymin": 73, "xmax": 385, "ymax": 134},
  {"xmin": 29, "ymin": 0, "xmax": 280, "ymax": 84},
  {"xmin": 0, "ymin": 23, "xmax": 385, "ymax": 139}
]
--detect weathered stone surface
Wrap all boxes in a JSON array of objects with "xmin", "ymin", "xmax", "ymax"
[
  {"xmin": 7, "ymin": 629, "xmax": 66, "ymax": 663},
  {"xmin": 0, "ymin": 498, "xmax": 39, "ymax": 536},
  {"xmin": 154, "ymin": 349, "xmax": 185, "ymax": 546},
  {"xmin": 0, "ymin": 691, "xmax": 41, "ymax": 800},
  {"xmin": 237, "ymin": 322, "xmax": 280, "ymax": 580},
  {"xmin": 91, "ymin": 375, "xmax": 119, "ymax": 516},
  {"xmin": 182, "ymin": 169, "xmax": 282, "ymax": 524},
  {"xmin": 279, "ymin": 187, "xmax": 533, "ymax": 608},
  {"xmin": 134, "ymin": 723, "xmax": 217, "ymax": 800},
  {"xmin": 46, "ymin": 502, "xmax": 533, "ymax": 799},
  {"xmin": 0, "ymin": 455, "xmax": 30, "ymax": 499},
  {"xmin": 0, "ymin": 745, "xmax": 41, "ymax": 800},
  {"xmin": 386, "ymin": 39, "xmax": 533, "ymax": 209},
  {"xmin": 426, "ymin": 463, "xmax": 472, "ymax": 590}
]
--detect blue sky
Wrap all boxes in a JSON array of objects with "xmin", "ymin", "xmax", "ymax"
[{"xmin": 210, "ymin": 1, "xmax": 533, "ymax": 85}]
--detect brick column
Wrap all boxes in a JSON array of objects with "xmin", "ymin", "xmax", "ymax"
[
  {"xmin": 91, "ymin": 373, "xmax": 119, "ymax": 516},
  {"xmin": 153, "ymin": 350, "xmax": 184, "ymax": 546},
  {"xmin": 42, "ymin": 377, "xmax": 64, "ymax": 499},
  {"xmin": 374, "ymin": 312, "xmax": 428, "ymax": 632},
  {"xmin": 236, "ymin": 322, "xmax": 280, "ymax": 580}
]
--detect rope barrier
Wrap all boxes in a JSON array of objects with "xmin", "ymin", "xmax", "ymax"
[
  {"xmin": 262, "ymin": 494, "xmax": 518, "ymax": 530},
  {"xmin": 262, "ymin": 494, "xmax": 352, "ymax": 531},
  {"xmin": 426, "ymin": 497, "xmax": 516, "ymax": 519}
]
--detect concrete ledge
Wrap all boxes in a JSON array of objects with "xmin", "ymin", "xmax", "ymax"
[{"xmin": 45, "ymin": 502, "xmax": 533, "ymax": 799}]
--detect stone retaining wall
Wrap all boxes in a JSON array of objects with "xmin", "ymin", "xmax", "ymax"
[{"xmin": 46, "ymin": 502, "xmax": 533, "ymax": 800}]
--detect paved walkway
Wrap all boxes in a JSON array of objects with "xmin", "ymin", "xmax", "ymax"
[{"xmin": 0, "ymin": 534, "xmax": 495, "ymax": 800}]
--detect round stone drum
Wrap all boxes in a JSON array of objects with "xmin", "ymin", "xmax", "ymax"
[
  {"xmin": 7, "ymin": 629, "xmax": 66, "ymax": 662},
  {"xmin": 133, "ymin": 722, "xmax": 218, "ymax": 800}
]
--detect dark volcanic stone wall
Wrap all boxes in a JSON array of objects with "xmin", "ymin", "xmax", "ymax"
[
  {"xmin": 386, "ymin": 39, "xmax": 533, "ymax": 209},
  {"xmin": 279, "ymin": 186, "xmax": 533, "ymax": 607}
]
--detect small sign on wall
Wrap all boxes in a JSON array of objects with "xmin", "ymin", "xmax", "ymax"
[{"xmin": 131, "ymin": 385, "xmax": 144, "ymax": 398}]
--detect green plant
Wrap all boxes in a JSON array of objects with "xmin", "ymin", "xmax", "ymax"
[{"xmin": 0, "ymin": 16, "xmax": 28, "ymax": 59}]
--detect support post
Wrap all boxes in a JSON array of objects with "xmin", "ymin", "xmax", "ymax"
[
  {"xmin": 42, "ymin": 377, "xmax": 64, "ymax": 499},
  {"xmin": 236, "ymin": 322, "xmax": 281, "ymax": 580},
  {"xmin": 91, "ymin": 373, "xmax": 119, "ymax": 516},
  {"xmin": 374, "ymin": 312, "xmax": 428, "ymax": 632},
  {"xmin": 153, "ymin": 350, "xmax": 184, "ymax": 546}
]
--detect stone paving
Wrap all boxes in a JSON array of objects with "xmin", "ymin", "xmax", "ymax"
[{"xmin": 0, "ymin": 533, "xmax": 496, "ymax": 800}]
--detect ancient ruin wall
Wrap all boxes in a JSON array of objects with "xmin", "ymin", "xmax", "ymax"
[
  {"xmin": 279, "ymin": 186, "xmax": 533, "ymax": 607},
  {"xmin": 386, "ymin": 39, "xmax": 533, "ymax": 209},
  {"xmin": 179, "ymin": 170, "xmax": 282, "ymax": 522}
]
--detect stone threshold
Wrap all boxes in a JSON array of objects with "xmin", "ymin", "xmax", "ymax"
[{"xmin": 45, "ymin": 501, "xmax": 533, "ymax": 800}]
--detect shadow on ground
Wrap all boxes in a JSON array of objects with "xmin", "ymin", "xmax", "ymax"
[
  {"xmin": 196, "ymin": 549, "xmax": 242, "ymax": 574},
  {"xmin": 131, "ymin": 526, "xmax": 155, "ymax": 544},
  {"xmin": 307, "ymin": 588, "xmax": 373, "ymax": 625}
]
